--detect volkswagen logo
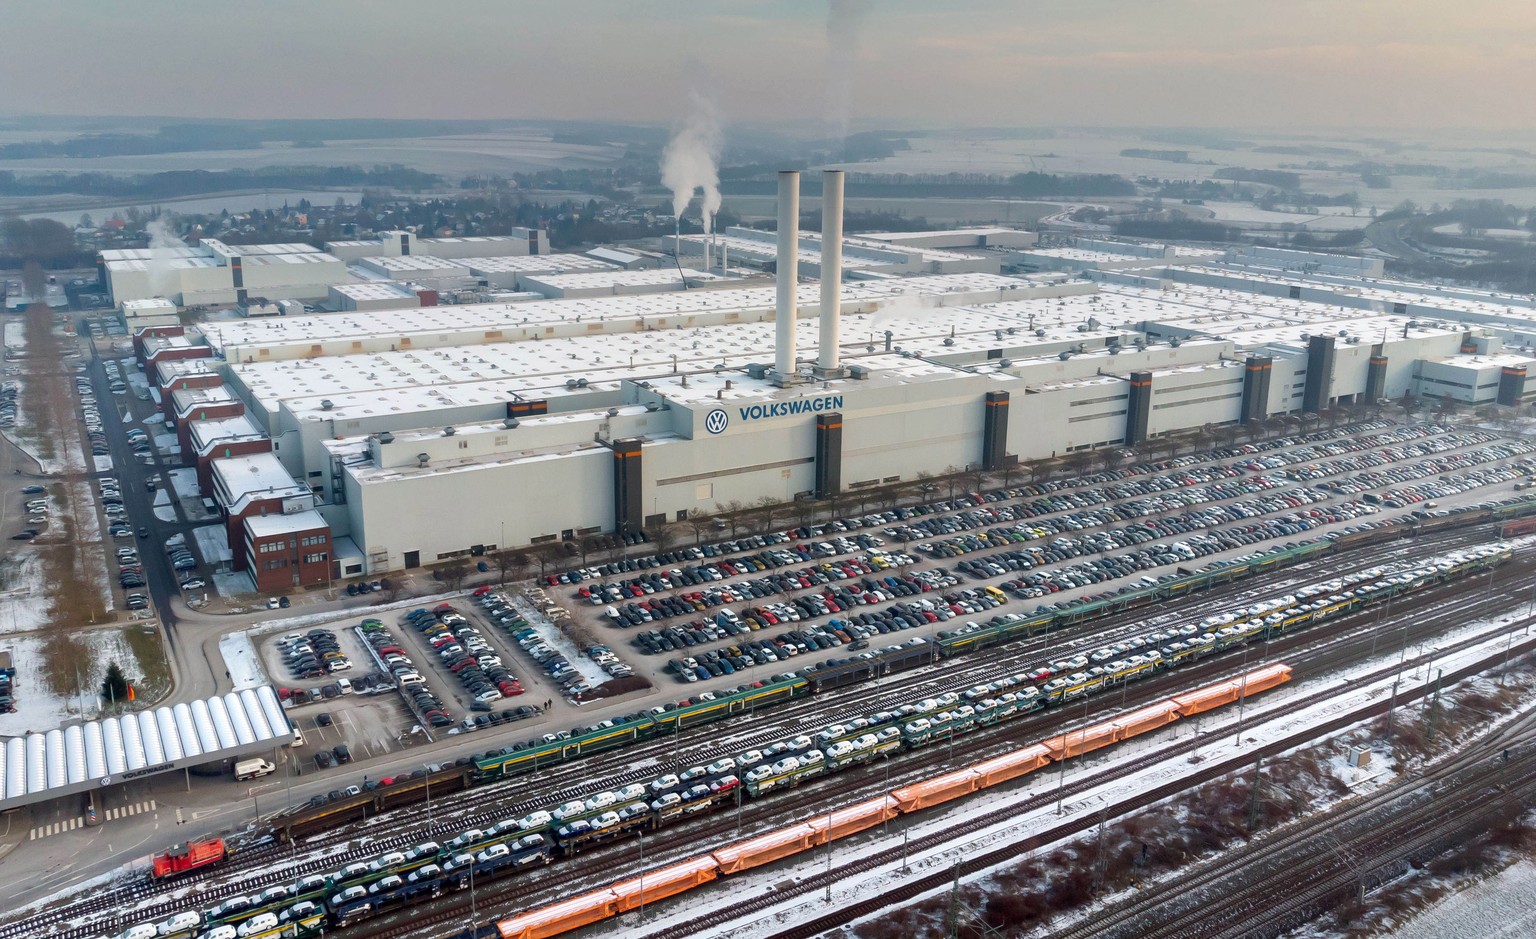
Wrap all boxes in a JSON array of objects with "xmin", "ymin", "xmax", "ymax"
[{"xmin": 704, "ymin": 408, "xmax": 729, "ymax": 435}]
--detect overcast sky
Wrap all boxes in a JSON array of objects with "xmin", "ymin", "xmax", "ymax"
[{"xmin": 5, "ymin": 0, "xmax": 1531, "ymax": 130}]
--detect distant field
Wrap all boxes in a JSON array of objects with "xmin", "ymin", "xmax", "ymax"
[
  {"xmin": 723, "ymin": 194, "xmax": 1060, "ymax": 226},
  {"xmin": 0, "ymin": 131, "xmax": 627, "ymax": 177}
]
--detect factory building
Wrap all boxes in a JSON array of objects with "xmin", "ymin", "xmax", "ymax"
[
  {"xmin": 102, "ymin": 240, "xmax": 345, "ymax": 307},
  {"xmin": 323, "ymin": 229, "xmax": 550, "ymax": 263},
  {"xmin": 120, "ymin": 176, "xmax": 1536, "ymax": 585}
]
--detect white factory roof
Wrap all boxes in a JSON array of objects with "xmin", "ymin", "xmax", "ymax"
[
  {"xmin": 189, "ymin": 414, "xmax": 265, "ymax": 451},
  {"xmin": 156, "ymin": 357, "xmax": 219, "ymax": 382},
  {"xmin": 105, "ymin": 256, "xmax": 222, "ymax": 273},
  {"xmin": 211, "ymin": 452, "xmax": 306, "ymax": 502},
  {"xmin": 586, "ymin": 247, "xmax": 646, "ymax": 266},
  {"xmin": 524, "ymin": 269, "xmax": 731, "ymax": 291},
  {"xmin": 0, "ymin": 687, "xmax": 292, "ymax": 812},
  {"xmin": 331, "ymin": 281, "xmax": 420, "ymax": 301},
  {"xmin": 357, "ymin": 255, "xmax": 475, "ymax": 273},
  {"xmin": 244, "ymin": 508, "xmax": 328, "ymax": 538},
  {"xmin": 465, "ymin": 253, "xmax": 613, "ymax": 274},
  {"xmin": 240, "ymin": 252, "xmax": 338, "ymax": 268},
  {"xmin": 1422, "ymin": 352, "xmax": 1536, "ymax": 369}
]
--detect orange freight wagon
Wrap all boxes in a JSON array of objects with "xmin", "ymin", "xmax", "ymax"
[
  {"xmin": 1111, "ymin": 700, "xmax": 1183, "ymax": 740},
  {"xmin": 891, "ymin": 768, "xmax": 981, "ymax": 813},
  {"xmin": 1170, "ymin": 681, "xmax": 1241, "ymax": 716},
  {"xmin": 1234, "ymin": 663, "xmax": 1292, "ymax": 696},
  {"xmin": 151, "ymin": 838, "xmax": 226, "ymax": 879},
  {"xmin": 970, "ymin": 744, "xmax": 1051, "ymax": 787},
  {"xmin": 806, "ymin": 796, "xmax": 899, "ymax": 841},
  {"xmin": 1042, "ymin": 719, "xmax": 1120, "ymax": 760},
  {"xmin": 610, "ymin": 855, "xmax": 718, "ymax": 913},
  {"xmin": 711, "ymin": 822, "xmax": 818, "ymax": 874},
  {"xmin": 498, "ymin": 890, "xmax": 620, "ymax": 939}
]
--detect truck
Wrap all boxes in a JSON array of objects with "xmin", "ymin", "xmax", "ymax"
[{"xmin": 235, "ymin": 758, "xmax": 276, "ymax": 781}]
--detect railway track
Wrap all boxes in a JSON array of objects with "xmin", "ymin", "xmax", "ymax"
[
  {"xmin": 11, "ymin": 537, "xmax": 1528, "ymax": 939},
  {"xmin": 721, "ymin": 633, "xmax": 1536, "ymax": 939},
  {"xmin": 1063, "ymin": 707, "xmax": 1536, "ymax": 939},
  {"xmin": 344, "ymin": 567, "xmax": 1536, "ymax": 939}
]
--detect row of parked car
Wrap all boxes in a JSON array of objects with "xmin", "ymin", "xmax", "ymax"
[
  {"xmin": 358, "ymin": 618, "xmax": 454, "ymax": 729},
  {"xmin": 473, "ymin": 591, "xmax": 591, "ymax": 697},
  {"xmin": 280, "ymin": 629, "xmax": 352, "ymax": 680},
  {"xmin": 401, "ymin": 604, "xmax": 522, "ymax": 706}
]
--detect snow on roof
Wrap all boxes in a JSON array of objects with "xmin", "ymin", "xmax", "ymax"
[
  {"xmin": 0, "ymin": 687, "xmax": 293, "ymax": 812},
  {"xmin": 465, "ymin": 253, "xmax": 613, "ymax": 274},
  {"xmin": 189, "ymin": 414, "xmax": 264, "ymax": 452},
  {"xmin": 243, "ymin": 508, "xmax": 328, "ymax": 539},
  {"xmin": 210, "ymin": 452, "xmax": 306, "ymax": 502}
]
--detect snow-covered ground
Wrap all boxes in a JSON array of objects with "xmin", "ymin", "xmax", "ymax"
[
  {"xmin": 219, "ymin": 631, "xmax": 267, "ymax": 691},
  {"xmin": 508, "ymin": 595, "xmax": 611, "ymax": 688},
  {"xmin": 0, "ymin": 552, "xmax": 54, "ymax": 636},
  {"xmin": 1388, "ymin": 860, "xmax": 1536, "ymax": 939},
  {"xmin": 0, "ymin": 628, "xmax": 147, "ymax": 736},
  {"xmin": 151, "ymin": 487, "xmax": 175, "ymax": 521},
  {"xmin": 594, "ymin": 603, "xmax": 1536, "ymax": 938}
]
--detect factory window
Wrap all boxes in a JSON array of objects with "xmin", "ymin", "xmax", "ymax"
[
  {"xmin": 1152, "ymin": 392, "xmax": 1242, "ymax": 410},
  {"xmin": 303, "ymin": 552, "xmax": 328, "ymax": 564},
  {"xmin": 1165, "ymin": 378, "xmax": 1241, "ymax": 394},
  {"xmin": 495, "ymin": 436, "xmax": 508, "ymax": 447},
  {"xmin": 262, "ymin": 558, "xmax": 288, "ymax": 571},
  {"xmin": 300, "ymin": 535, "xmax": 327, "ymax": 547},
  {"xmin": 1068, "ymin": 409, "xmax": 1127, "ymax": 423},
  {"xmin": 1070, "ymin": 393, "xmax": 1128, "ymax": 407},
  {"xmin": 695, "ymin": 482, "xmax": 714, "ymax": 500},
  {"xmin": 308, "ymin": 470, "xmax": 322, "ymax": 478},
  {"xmin": 459, "ymin": 440, "xmax": 469, "ymax": 449}
]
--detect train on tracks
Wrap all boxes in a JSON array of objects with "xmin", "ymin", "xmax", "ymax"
[
  {"xmin": 271, "ymin": 507, "xmax": 1530, "ymax": 844},
  {"xmin": 107, "ymin": 540, "xmax": 1512, "ymax": 939},
  {"xmin": 495, "ymin": 665, "xmax": 1294, "ymax": 939},
  {"xmin": 151, "ymin": 838, "xmax": 228, "ymax": 880}
]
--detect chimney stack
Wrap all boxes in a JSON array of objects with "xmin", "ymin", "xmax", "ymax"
[
  {"xmin": 817, "ymin": 169, "xmax": 845, "ymax": 377},
  {"xmin": 775, "ymin": 170, "xmax": 800, "ymax": 382}
]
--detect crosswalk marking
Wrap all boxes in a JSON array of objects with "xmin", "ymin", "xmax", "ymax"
[{"xmin": 28, "ymin": 799, "xmax": 157, "ymax": 840}]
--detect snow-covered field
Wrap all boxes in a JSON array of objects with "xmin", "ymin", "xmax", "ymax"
[
  {"xmin": 508, "ymin": 594, "xmax": 611, "ymax": 688},
  {"xmin": 1387, "ymin": 860, "xmax": 1536, "ymax": 939},
  {"xmin": 0, "ymin": 627, "xmax": 147, "ymax": 736},
  {"xmin": 219, "ymin": 631, "xmax": 267, "ymax": 691}
]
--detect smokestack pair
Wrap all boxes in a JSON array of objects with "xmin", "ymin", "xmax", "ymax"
[{"xmin": 774, "ymin": 169, "xmax": 844, "ymax": 382}]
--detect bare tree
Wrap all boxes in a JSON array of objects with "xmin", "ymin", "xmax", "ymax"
[
  {"xmin": 1065, "ymin": 449, "xmax": 1094, "ymax": 477},
  {"xmin": 650, "ymin": 523, "xmax": 679, "ymax": 557},
  {"xmin": 714, "ymin": 500, "xmax": 746, "ymax": 537},
  {"xmin": 752, "ymin": 496, "xmax": 786, "ymax": 534},
  {"xmin": 440, "ymin": 561, "xmax": 471, "ymax": 592},
  {"xmin": 683, "ymin": 511, "xmax": 714, "ymax": 546},
  {"xmin": 530, "ymin": 542, "xmax": 563, "ymax": 578}
]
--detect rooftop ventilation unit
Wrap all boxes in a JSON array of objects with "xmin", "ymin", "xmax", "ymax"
[
  {"xmin": 607, "ymin": 408, "xmax": 620, "ymax": 418},
  {"xmin": 943, "ymin": 337, "xmax": 955, "ymax": 347},
  {"xmin": 644, "ymin": 402, "xmax": 660, "ymax": 412},
  {"xmin": 320, "ymin": 399, "xmax": 333, "ymax": 410},
  {"xmin": 377, "ymin": 431, "xmax": 394, "ymax": 444},
  {"xmin": 443, "ymin": 426, "xmax": 456, "ymax": 436},
  {"xmin": 417, "ymin": 453, "xmax": 430, "ymax": 467},
  {"xmin": 1034, "ymin": 328, "xmax": 1046, "ymax": 337}
]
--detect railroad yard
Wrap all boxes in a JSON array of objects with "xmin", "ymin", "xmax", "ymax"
[{"xmin": 9, "ymin": 418, "xmax": 1536, "ymax": 939}]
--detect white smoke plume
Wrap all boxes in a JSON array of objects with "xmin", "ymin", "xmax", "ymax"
[
  {"xmin": 142, "ymin": 216, "xmax": 184, "ymax": 300},
  {"xmin": 661, "ymin": 91, "xmax": 723, "ymax": 234},
  {"xmin": 825, "ymin": 0, "xmax": 867, "ymax": 144}
]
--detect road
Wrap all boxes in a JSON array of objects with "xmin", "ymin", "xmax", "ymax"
[{"xmin": 1365, "ymin": 217, "xmax": 1438, "ymax": 264}]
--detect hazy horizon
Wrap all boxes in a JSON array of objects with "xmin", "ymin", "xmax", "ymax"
[{"xmin": 4, "ymin": 0, "xmax": 1532, "ymax": 132}]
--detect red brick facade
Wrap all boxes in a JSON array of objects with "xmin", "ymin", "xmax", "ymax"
[{"xmin": 245, "ymin": 520, "xmax": 331, "ymax": 592}]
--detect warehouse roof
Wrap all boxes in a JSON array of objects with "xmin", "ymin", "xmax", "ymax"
[
  {"xmin": 0, "ymin": 687, "xmax": 292, "ymax": 812},
  {"xmin": 466, "ymin": 253, "xmax": 614, "ymax": 274},
  {"xmin": 244, "ymin": 509, "xmax": 329, "ymax": 538}
]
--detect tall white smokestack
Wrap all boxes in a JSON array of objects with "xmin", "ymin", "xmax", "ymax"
[
  {"xmin": 775, "ymin": 170, "xmax": 800, "ymax": 382},
  {"xmin": 818, "ymin": 169, "xmax": 845, "ymax": 375}
]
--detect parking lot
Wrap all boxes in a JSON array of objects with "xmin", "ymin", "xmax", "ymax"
[{"xmin": 537, "ymin": 421, "xmax": 1536, "ymax": 686}]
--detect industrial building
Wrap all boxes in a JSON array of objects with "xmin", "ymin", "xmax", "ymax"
[
  {"xmin": 117, "ymin": 171, "xmax": 1536, "ymax": 588},
  {"xmin": 101, "ymin": 240, "xmax": 346, "ymax": 307},
  {"xmin": 0, "ymin": 687, "xmax": 293, "ymax": 814}
]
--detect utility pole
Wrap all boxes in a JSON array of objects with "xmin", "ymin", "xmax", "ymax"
[
  {"xmin": 1245, "ymin": 755, "xmax": 1264, "ymax": 835},
  {"xmin": 946, "ymin": 862, "xmax": 962, "ymax": 939},
  {"xmin": 1090, "ymin": 800, "xmax": 1110, "ymax": 897},
  {"xmin": 824, "ymin": 802, "xmax": 834, "ymax": 904},
  {"xmin": 1233, "ymin": 642, "xmax": 1251, "ymax": 746}
]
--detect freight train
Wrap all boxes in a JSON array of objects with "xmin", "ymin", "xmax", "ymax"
[
  {"xmin": 495, "ymin": 666, "xmax": 1293, "ymax": 939},
  {"xmin": 110, "ymin": 540, "xmax": 1512, "ymax": 939}
]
